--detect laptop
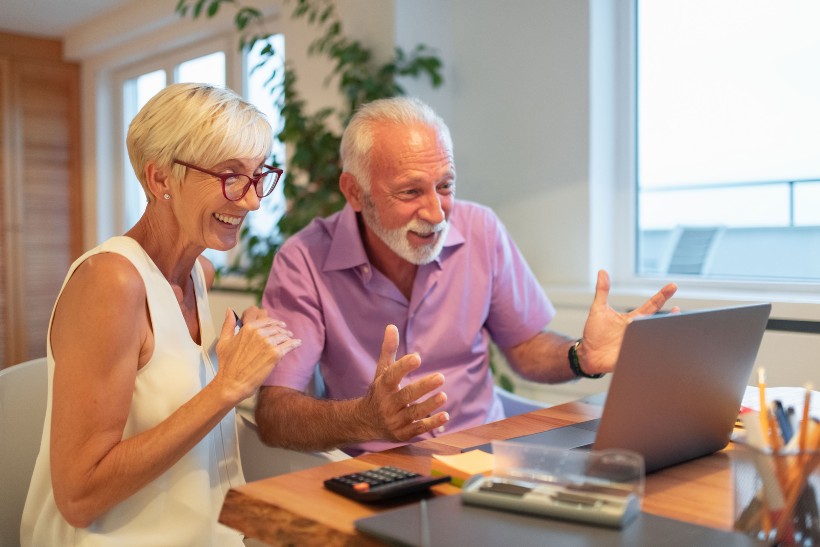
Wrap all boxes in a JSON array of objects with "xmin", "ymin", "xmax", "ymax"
[{"xmin": 469, "ymin": 303, "xmax": 772, "ymax": 473}]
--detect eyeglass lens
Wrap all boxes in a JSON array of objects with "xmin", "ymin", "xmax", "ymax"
[{"xmin": 224, "ymin": 171, "xmax": 279, "ymax": 201}]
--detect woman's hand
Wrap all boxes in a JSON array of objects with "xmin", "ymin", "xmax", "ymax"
[{"xmin": 213, "ymin": 307, "xmax": 301, "ymax": 402}]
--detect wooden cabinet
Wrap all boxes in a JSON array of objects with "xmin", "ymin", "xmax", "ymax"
[{"xmin": 0, "ymin": 33, "xmax": 81, "ymax": 368}]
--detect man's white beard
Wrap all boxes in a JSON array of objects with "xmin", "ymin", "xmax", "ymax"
[{"xmin": 361, "ymin": 194, "xmax": 449, "ymax": 265}]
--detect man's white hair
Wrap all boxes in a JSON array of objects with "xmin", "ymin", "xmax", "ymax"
[{"xmin": 339, "ymin": 96, "xmax": 453, "ymax": 191}]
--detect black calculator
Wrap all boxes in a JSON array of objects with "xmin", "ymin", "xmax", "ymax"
[{"xmin": 323, "ymin": 466, "xmax": 450, "ymax": 503}]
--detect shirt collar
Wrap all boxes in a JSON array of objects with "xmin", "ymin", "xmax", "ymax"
[{"xmin": 323, "ymin": 203, "xmax": 465, "ymax": 272}]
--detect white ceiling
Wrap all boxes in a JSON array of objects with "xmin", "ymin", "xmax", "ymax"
[{"xmin": 0, "ymin": 0, "xmax": 135, "ymax": 38}]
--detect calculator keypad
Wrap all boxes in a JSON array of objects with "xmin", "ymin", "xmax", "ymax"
[{"xmin": 324, "ymin": 466, "xmax": 450, "ymax": 503}]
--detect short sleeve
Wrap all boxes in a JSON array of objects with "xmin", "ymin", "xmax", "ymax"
[
  {"xmin": 483, "ymin": 211, "xmax": 555, "ymax": 349},
  {"xmin": 261, "ymin": 241, "xmax": 326, "ymax": 390}
]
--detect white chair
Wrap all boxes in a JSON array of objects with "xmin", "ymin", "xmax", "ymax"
[
  {"xmin": 236, "ymin": 408, "xmax": 349, "ymax": 482},
  {"xmin": 0, "ymin": 357, "xmax": 48, "ymax": 547},
  {"xmin": 494, "ymin": 385, "xmax": 548, "ymax": 417},
  {"xmin": 0, "ymin": 356, "xmax": 345, "ymax": 543}
]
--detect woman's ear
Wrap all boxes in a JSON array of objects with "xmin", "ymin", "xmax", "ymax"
[
  {"xmin": 145, "ymin": 161, "xmax": 171, "ymax": 201},
  {"xmin": 340, "ymin": 172, "xmax": 363, "ymax": 212}
]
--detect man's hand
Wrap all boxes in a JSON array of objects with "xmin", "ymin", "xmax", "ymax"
[
  {"xmin": 578, "ymin": 270, "xmax": 677, "ymax": 375},
  {"xmin": 360, "ymin": 325, "xmax": 449, "ymax": 442}
]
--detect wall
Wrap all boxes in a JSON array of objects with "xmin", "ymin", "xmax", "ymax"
[
  {"xmin": 68, "ymin": 0, "xmax": 820, "ymax": 399},
  {"xmin": 395, "ymin": 0, "xmax": 593, "ymax": 286},
  {"xmin": 64, "ymin": 0, "xmax": 394, "ymax": 246}
]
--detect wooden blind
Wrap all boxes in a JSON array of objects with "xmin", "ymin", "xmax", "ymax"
[
  {"xmin": 0, "ymin": 33, "xmax": 81, "ymax": 368},
  {"xmin": 0, "ymin": 58, "xmax": 8, "ymax": 365}
]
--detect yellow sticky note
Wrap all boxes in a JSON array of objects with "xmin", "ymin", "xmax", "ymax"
[{"xmin": 431, "ymin": 450, "xmax": 494, "ymax": 487}]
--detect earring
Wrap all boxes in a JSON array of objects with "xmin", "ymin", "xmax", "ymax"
[{"xmin": 163, "ymin": 193, "xmax": 171, "ymax": 200}]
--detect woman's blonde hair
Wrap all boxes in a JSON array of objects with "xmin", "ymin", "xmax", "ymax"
[{"xmin": 126, "ymin": 82, "xmax": 273, "ymax": 201}]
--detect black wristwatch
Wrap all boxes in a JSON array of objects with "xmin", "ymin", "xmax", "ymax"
[{"xmin": 568, "ymin": 339, "xmax": 604, "ymax": 379}]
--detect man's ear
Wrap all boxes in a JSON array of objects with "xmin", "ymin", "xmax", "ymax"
[
  {"xmin": 340, "ymin": 172, "xmax": 364, "ymax": 212},
  {"xmin": 144, "ymin": 161, "xmax": 171, "ymax": 201}
]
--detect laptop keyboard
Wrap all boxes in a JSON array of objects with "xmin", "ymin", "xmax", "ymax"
[{"xmin": 465, "ymin": 419, "xmax": 601, "ymax": 453}]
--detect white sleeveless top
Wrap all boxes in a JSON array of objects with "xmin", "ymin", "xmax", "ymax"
[{"xmin": 21, "ymin": 237, "xmax": 244, "ymax": 546}]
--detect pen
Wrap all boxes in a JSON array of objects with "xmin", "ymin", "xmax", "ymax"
[
  {"xmin": 787, "ymin": 406, "xmax": 797, "ymax": 442},
  {"xmin": 774, "ymin": 400, "xmax": 793, "ymax": 444},
  {"xmin": 767, "ymin": 406, "xmax": 787, "ymax": 480}
]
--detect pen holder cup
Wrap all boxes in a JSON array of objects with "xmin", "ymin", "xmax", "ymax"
[
  {"xmin": 490, "ymin": 440, "xmax": 645, "ymax": 501},
  {"xmin": 731, "ymin": 444, "xmax": 820, "ymax": 546}
]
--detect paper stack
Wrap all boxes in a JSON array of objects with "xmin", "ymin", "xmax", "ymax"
[{"xmin": 431, "ymin": 449, "xmax": 494, "ymax": 487}]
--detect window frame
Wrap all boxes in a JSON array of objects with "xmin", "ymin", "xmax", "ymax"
[
  {"xmin": 112, "ymin": 37, "xmax": 236, "ymax": 235},
  {"xmin": 607, "ymin": 0, "xmax": 820, "ymax": 299},
  {"xmin": 106, "ymin": 29, "xmax": 287, "ymax": 277}
]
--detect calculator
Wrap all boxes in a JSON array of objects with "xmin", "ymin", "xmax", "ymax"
[{"xmin": 323, "ymin": 466, "xmax": 450, "ymax": 503}]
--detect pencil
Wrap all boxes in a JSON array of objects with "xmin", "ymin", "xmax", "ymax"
[
  {"xmin": 758, "ymin": 368, "xmax": 770, "ymax": 448},
  {"xmin": 774, "ymin": 420, "xmax": 820, "ymax": 543},
  {"xmin": 799, "ymin": 383, "xmax": 812, "ymax": 453}
]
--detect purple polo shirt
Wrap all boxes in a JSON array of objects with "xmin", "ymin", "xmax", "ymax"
[{"xmin": 262, "ymin": 201, "xmax": 554, "ymax": 454}]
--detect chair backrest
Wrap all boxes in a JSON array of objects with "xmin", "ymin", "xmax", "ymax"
[
  {"xmin": 0, "ymin": 357, "xmax": 48, "ymax": 547},
  {"xmin": 235, "ymin": 408, "xmax": 348, "ymax": 482},
  {"xmin": 493, "ymin": 385, "xmax": 547, "ymax": 417}
]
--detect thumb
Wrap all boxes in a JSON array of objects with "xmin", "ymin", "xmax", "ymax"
[
  {"xmin": 374, "ymin": 324, "xmax": 399, "ymax": 380},
  {"xmin": 590, "ymin": 269, "xmax": 611, "ymax": 310},
  {"xmin": 219, "ymin": 308, "xmax": 238, "ymax": 339}
]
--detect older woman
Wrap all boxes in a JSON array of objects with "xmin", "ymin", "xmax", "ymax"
[{"xmin": 21, "ymin": 83, "xmax": 300, "ymax": 546}]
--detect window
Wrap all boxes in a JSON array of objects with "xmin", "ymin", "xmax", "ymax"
[
  {"xmin": 244, "ymin": 34, "xmax": 286, "ymax": 240},
  {"xmin": 636, "ymin": 0, "xmax": 820, "ymax": 282},
  {"xmin": 117, "ymin": 37, "xmax": 285, "ymax": 270}
]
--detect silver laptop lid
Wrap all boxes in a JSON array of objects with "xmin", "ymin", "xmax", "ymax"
[{"xmin": 593, "ymin": 303, "xmax": 772, "ymax": 472}]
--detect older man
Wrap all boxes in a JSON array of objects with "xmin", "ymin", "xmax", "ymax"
[{"xmin": 256, "ymin": 97, "xmax": 676, "ymax": 455}]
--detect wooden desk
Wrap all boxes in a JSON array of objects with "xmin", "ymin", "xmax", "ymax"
[{"xmin": 220, "ymin": 399, "xmax": 737, "ymax": 545}]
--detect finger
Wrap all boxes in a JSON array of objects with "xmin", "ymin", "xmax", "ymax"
[
  {"xmin": 374, "ymin": 324, "xmax": 400, "ymax": 381},
  {"xmin": 241, "ymin": 306, "xmax": 269, "ymax": 323},
  {"xmin": 260, "ymin": 321, "xmax": 292, "ymax": 334},
  {"xmin": 629, "ymin": 282, "xmax": 678, "ymax": 317},
  {"xmin": 405, "ymin": 390, "xmax": 447, "ymax": 421},
  {"xmin": 394, "ymin": 372, "xmax": 444, "ymax": 406},
  {"xmin": 395, "ymin": 411, "xmax": 450, "ymax": 441},
  {"xmin": 274, "ymin": 338, "xmax": 302, "ymax": 356},
  {"xmin": 254, "ymin": 316, "xmax": 289, "ymax": 328},
  {"xmin": 590, "ymin": 269, "xmax": 611, "ymax": 310},
  {"xmin": 219, "ymin": 308, "xmax": 238, "ymax": 339},
  {"xmin": 381, "ymin": 353, "xmax": 422, "ymax": 392},
  {"xmin": 245, "ymin": 316, "xmax": 291, "ymax": 337},
  {"xmin": 266, "ymin": 332, "xmax": 293, "ymax": 346}
]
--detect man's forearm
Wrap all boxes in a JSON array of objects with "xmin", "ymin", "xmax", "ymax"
[
  {"xmin": 254, "ymin": 386, "xmax": 377, "ymax": 451},
  {"xmin": 504, "ymin": 331, "xmax": 579, "ymax": 384}
]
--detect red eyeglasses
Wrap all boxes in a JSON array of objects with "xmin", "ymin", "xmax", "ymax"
[{"xmin": 174, "ymin": 159, "xmax": 283, "ymax": 201}]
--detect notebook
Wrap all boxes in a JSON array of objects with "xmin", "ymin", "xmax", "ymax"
[
  {"xmin": 469, "ymin": 303, "xmax": 772, "ymax": 473},
  {"xmin": 354, "ymin": 493, "xmax": 766, "ymax": 546}
]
